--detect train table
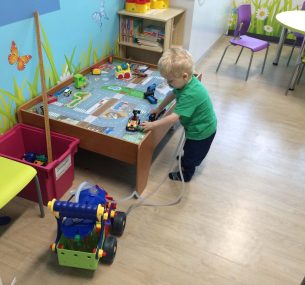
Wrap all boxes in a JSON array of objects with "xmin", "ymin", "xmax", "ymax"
[{"xmin": 18, "ymin": 56, "xmax": 181, "ymax": 194}]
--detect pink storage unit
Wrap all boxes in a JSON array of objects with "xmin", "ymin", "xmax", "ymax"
[{"xmin": 0, "ymin": 124, "xmax": 80, "ymax": 205}]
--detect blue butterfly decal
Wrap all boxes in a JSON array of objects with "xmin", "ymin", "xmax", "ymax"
[{"xmin": 92, "ymin": 0, "xmax": 109, "ymax": 29}]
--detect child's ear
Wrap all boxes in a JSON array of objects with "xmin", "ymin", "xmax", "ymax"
[{"xmin": 183, "ymin": 73, "xmax": 189, "ymax": 80}]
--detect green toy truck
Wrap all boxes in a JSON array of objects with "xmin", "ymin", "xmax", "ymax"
[{"xmin": 74, "ymin": 74, "xmax": 87, "ymax": 89}]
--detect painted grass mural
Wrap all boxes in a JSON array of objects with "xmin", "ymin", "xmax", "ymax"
[
  {"xmin": 0, "ymin": 0, "xmax": 123, "ymax": 135},
  {"xmin": 0, "ymin": 29, "xmax": 119, "ymax": 135},
  {"xmin": 229, "ymin": 0, "xmax": 304, "ymax": 37}
]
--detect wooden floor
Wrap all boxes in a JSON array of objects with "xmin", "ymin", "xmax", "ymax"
[{"xmin": 1, "ymin": 36, "xmax": 305, "ymax": 285}]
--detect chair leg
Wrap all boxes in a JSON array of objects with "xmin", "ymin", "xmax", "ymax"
[
  {"xmin": 285, "ymin": 61, "xmax": 303, "ymax": 95},
  {"xmin": 245, "ymin": 52, "xmax": 254, "ymax": 81},
  {"xmin": 287, "ymin": 39, "xmax": 297, "ymax": 67},
  {"xmin": 235, "ymin": 47, "xmax": 244, "ymax": 64},
  {"xmin": 216, "ymin": 44, "xmax": 231, "ymax": 73},
  {"xmin": 34, "ymin": 176, "xmax": 45, "ymax": 218},
  {"xmin": 261, "ymin": 46, "xmax": 269, "ymax": 74},
  {"xmin": 296, "ymin": 63, "xmax": 305, "ymax": 84},
  {"xmin": 286, "ymin": 38, "xmax": 305, "ymax": 94}
]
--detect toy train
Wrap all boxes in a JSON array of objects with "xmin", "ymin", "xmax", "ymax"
[{"xmin": 115, "ymin": 63, "xmax": 131, "ymax": 79}]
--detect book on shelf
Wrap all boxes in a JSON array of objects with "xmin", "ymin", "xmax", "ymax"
[
  {"xmin": 143, "ymin": 25, "xmax": 165, "ymax": 38},
  {"xmin": 120, "ymin": 17, "xmax": 165, "ymax": 49},
  {"xmin": 120, "ymin": 17, "xmax": 143, "ymax": 43},
  {"xmin": 136, "ymin": 39, "xmax": 162, "ymax": 48},
  {"xmin": 135, "ymin": 34, "xmax": 164, "ymax": 44}
]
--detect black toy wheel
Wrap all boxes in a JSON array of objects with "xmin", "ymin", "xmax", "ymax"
[
  {"xmin": 111, "ymin": 211, "xmax": 126, "ymax": 236},
  {"xmin": 101, "ymin": 236, "xmax": 117, "ymax": 264}
]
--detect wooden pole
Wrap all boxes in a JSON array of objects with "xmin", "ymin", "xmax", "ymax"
[{"xmin": 34, "ymin": 11, "xmax": 53, "ymax": 162}]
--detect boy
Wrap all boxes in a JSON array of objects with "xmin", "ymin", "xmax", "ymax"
[{"xmin": 141, "ymin": 48, "xmax": 217, "ymax": 182}]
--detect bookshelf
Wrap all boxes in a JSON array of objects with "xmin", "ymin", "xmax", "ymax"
[{"xmin": 118, "ymin": 8, "xmax": 185, "ymax": 64}]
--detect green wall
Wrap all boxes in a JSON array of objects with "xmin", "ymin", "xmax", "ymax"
[{"xmin": 229, "ymin": 0, "xmax": 304, "ymax": 37}]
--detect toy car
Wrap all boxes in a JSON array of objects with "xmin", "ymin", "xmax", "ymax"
[
  {"xmin": 33, "ymin": 104, "xmax": 44, "ymax": 115},
  {"xmin": 148, "ymin": 108, "xmax": 166, "ymax": 122},
  {"xmin": 126, "ymin": 110, "xmax": 141, "ymax": 132},
  {"xmin": 63, "ymin": 88, "xmax": 72, "ymax": 96},
  {"xmin": 144, "ymin": 83, "xmax": 157, "ymax": 104},
  {"xmin": 48, "ymin": 182, "xmax": 126, "ymax": 270},
  {"xmin": 133, "ymin": 69, "xmax": 148, "ymax": 78},
  {"xmin": 92, "ymin": 68, "xmax": 101, "ymax": 75},
  {"xmin": 54, "ymin": 86, "xmax": 69, "ymax": 98}
]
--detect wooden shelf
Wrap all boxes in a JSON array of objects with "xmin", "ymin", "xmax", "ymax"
[
  {"xmin": 119, "ymin": 41, "xmax": 163, "ymax": 53},
  {"xmin": 118, "ymin": 8, "xmax": 185, "ymax": 64},
  {"xmin": 118, "ymin": 8, "xmax": 184, "ymax": 22}
]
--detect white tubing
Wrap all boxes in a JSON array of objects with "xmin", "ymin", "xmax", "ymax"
[
  {"xmin": 126, "ymin": 128, "xmax": 186, "ymax": 215},
  {"xmin": 71, "ymin": 128, "xmax": 187, "ymax": 214},
  {"xmin": 109, "ymin": 191, "xmax": 138, "ymax": 203},
  {"xmin": 74, "ymin": 181, "xmax": 94, "ymax": 202}
]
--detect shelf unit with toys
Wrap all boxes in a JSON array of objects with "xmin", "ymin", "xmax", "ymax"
[{"xmin": 118, "ymin": 7, "xmax": 185, "ymax": 64}]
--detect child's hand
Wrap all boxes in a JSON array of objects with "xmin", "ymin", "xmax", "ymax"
[{"xmin": 141, "ymin": 121, "xmax": 155, "ymax": 132}]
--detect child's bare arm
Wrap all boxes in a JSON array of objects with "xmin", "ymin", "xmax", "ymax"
[
  {"xmin": 150, "ymin": 91, "xmax": 176, "ymax": 115},
  {"xmin": 141, "ymin": 112, "xmax": 179, "ymax": 132}
]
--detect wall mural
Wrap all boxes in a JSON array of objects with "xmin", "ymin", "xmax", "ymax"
[
  {"xmin": 228, "ymin": 0, "xmax": 304, "ymax": 37},
  {"xmin": 92, "ymin": 0, "xmax": 109, "ymax": 29},
  {"xmin": 8, "ymin": 41, "xmax": 32, "ymax": 71},
  {"xmin": 0, "ymin": 0, "xmax": 123, "ymax": 134}
]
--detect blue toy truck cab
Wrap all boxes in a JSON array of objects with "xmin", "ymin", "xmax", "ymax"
[{"xmin": 144, "ymin": 83, "xmax": 157, "ymax": 104}]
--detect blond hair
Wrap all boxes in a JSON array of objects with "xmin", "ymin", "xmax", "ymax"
[{"xmin": 158, "ymin": 48, "xmax": 194, "ymax": 78}]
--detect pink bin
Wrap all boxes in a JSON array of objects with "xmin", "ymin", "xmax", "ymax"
[{"xmin": 0, "ymin": 124, "xmax": 80, "ymax": 205}]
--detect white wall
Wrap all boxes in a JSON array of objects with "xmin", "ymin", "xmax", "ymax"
[
  {"xmin": 169, "ymin": 0, "xmax": 195, "ymax": 49},
  {"xmin": 171, "ymin": 0, "xmax": 232, "ymax": 63}
]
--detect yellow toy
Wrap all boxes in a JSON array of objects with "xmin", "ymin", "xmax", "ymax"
[
  {"xmin": 136, "ymin": 0, "xmax": 148, "ymax": 13},
  {"xmin": 151, "ymin": 0, "xmax": 169, "ymax": 9},
  {"xmin": 126, "ymin": 0, "xmax": 151, "ymax": 13},
  {"xmin": 125, "ymin": 0, "xmax": 137, "ymax": 12},
  {"xmin": 92, "ymin": 68, "xmax": 101, "ymax": 75},
  {"xmin": 115, "ymin": 63, "xmax": 131, "ymax": 80}
]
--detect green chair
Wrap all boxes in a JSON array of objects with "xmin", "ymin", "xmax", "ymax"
[{"xmin": 0, "ymin": 156, "xmax": 45, "ymax": 225}]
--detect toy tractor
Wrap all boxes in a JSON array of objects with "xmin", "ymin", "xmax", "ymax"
[
  {"xmin": 48, "ymin": 182, "xmax": 126, "ymax": 270},
  {"xmin": 126, "ymin": 109, "xmax": 141, "ymax": 132}
]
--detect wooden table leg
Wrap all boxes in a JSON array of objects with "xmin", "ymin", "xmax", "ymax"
[{"xmin": 136, "ymin": 134, "xmax": 153, "ymax": 195}]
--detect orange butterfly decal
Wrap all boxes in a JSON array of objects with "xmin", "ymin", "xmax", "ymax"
[{"xmin": 8, "ymin": 41, "xmax": 32, "ymax": 71}]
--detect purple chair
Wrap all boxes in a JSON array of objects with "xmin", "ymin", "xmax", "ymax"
[
  {"xmin": 286, "ymin": 1, "xmax": 305, "ymax": 66},
  {"xmin": 216, "ymin": 4, "xmax": 270, "ymax": 81}
]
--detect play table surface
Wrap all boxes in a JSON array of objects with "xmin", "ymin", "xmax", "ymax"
[{"xmin": 18, "ymin": 56, "xmax": 177, "ymax": 194}]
